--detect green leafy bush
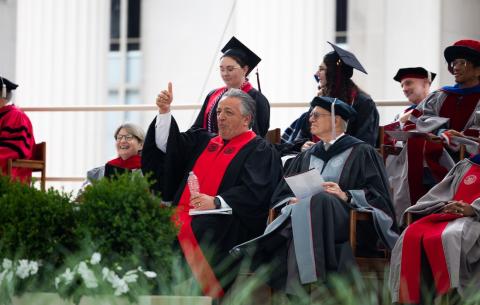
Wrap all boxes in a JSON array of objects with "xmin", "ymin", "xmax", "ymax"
[
  {"xmin": 0, "ymin": 176, "xmax": 78, "ymax": 266},
  {"xmin": 76, "ymin": 172, "xmax": 177, "ymax": 280}
]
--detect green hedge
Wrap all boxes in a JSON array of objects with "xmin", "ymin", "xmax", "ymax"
[
  {"xmin": 76, "ymin": 172, "xmax": 177, "ymax": 276},
  {"xmin": 0, "ymin": 173, "xmax": 177, "ymax": 297}
]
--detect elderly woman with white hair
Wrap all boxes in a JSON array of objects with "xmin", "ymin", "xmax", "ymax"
[{"xmin": 82, "ymin": 122, "xmax": 145, "ymax": 186}]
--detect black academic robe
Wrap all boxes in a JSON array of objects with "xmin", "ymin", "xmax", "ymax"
[
  {"xmin": 192, "ymin": 87, "xmax": 270, "ymax": 137},
  {"xmin": 141, "ymin": 116, "xmax": 283, "ymax": 289},
  {"xmin": 232, "ymin": 135, "xmax": 398, "ymax": 293},
  {"xmin": 278, "ymin": 92, "xmax": 379, "ymax": 154}
]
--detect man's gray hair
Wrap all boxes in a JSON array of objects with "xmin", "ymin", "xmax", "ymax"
[
  {"xmin": 222, "ymin": 88, "xmax": 256, "ymax": 128},
  {"xmin": 114, "ymin": 122, "xmax": 146, "ymax": 144}
]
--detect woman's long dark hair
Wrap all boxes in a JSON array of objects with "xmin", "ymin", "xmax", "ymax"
[{"xmin": 322, "ymin": 51, "xmax": 365, "ymax": 105}]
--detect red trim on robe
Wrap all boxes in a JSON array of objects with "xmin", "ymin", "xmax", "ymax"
[
  {"xmin": 174, "ymin": 130, "xmax": 256, "ymax": 298},
  {"xmin": 399, "ymin": 164, "xmax": 480, "ymax": 304},
  {"xmin": 202, "ymin": 82, "xmax": 254, "ymax": 128},
  {"xmin": 106, "ymin": 155, "xmax": 141, "ymax": 170}
]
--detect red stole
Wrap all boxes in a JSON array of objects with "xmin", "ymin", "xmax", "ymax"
[
  {"xmin": 106, "ymin": 155, "xmax": 142, "ymax": 169},
  {"xmin": 439, "ymin": 92, "xmax": 480, "ymax": 131},
  {"xmin": 406, "ymin": 138, "xmax": 448, "ymax": 206},
  {"xmin": 202, "ymin": 82, "xmax": 253, "ymax": 128},
  {"xmin": 399, "ymin": 163, "xmax": 480, "ymax": 304},
  {"xmin": 174, "ymin": 131, "xmax": 256, "ymax": 298}
]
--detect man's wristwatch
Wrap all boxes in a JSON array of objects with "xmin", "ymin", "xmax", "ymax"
[
  {"xmin": 213, "ymin": 197, "xmax": 221, "ymax": 209},
  {"xmin": 345, "ymin": 191, "xmax": 352, "ymax": 203}
]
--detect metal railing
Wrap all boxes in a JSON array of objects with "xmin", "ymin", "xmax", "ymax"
[
  {"xmin": 22, "ymin": 100, "xmax": 410, "ymax": 184},
  {"xmin": 21, "ymin": 100, "xmax": 409, "ymax": 112}
]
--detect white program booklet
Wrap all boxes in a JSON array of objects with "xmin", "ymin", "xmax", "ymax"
[
  {"xmin": 284, "ymin": 168, "xmax": 324, "ymax": 199},
  {"xmin": 189, "ymin": 207, "xmax": 233, "ymax": 216}
]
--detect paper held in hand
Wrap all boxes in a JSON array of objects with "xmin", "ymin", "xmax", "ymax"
[
  {"xmin": 189, "ymin": 207, "xmax": 232, "ymax": 216},
  {"xmin": 284, "ymin": 168, "xmax": 325, "ymax": 199}
]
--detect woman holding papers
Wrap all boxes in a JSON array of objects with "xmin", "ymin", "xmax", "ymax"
[{"xmin": 232, "ymin": 97, "xmax": 398, "ymax": 296}]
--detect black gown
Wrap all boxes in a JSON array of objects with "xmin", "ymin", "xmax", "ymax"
[
  {"xmin": 192, "ymin": 87, "xmax": 270, "ymax": 137},
  {"xmin": 232, "ymin": 135, "xmax": 398, "ymax": 293},
  {"xmin": 141, "ymin": 116, "xmax": 283, "ymax": 290}
]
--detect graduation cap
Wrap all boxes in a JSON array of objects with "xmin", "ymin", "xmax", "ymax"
[
  {"xmin": 327, "ymin": 42, "xmax": 367, "ymax": 74},
  {"xmin": 444, "ymin": 39, "xmax": 480, "ymax": 64},
  {"xmin": 0, "ymin": 77, "xmax": 18, "ymax": 99},
  {"xmin": 310, "ymin": 96, "xmax": 357, "ymax": 121},
  {"xmin": 310, "ymin": 96, "xmax": 357, "ymax": 140},
  {"xmin": 221, "ymin": 36, "xmax": 261, "ymax": 76},
  {"xmin": 393, "ymin": 67, "xmax": 436, "ymax": 83}
]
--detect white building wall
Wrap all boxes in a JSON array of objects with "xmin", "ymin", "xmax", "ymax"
[
  {"xmin": 15, "ymin": 0, "xmax": 110, "ymax": 186},
  {"xmin": 7, "ymin": 0, "xmax": 480, "ymax": 189},
  {"xmin": 142, "ymin": 0, "xmax": 336, "ymax": 131},
  {"xmin": 0, "ymin": 0, "xmax": 17, "ymax": 79},
  {"xmin": 349, "ymin": 0, "xmax": 480, "ymax": 124}
]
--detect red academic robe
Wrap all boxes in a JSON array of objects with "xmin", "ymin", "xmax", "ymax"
[{"xmin": 0, "ymin": 105, "xmax": 35, "ymax": 182}]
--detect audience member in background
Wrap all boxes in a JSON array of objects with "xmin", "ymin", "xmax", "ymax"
[
  {"xmin": 0, "ymin": 77, "xmax": 35, "ymax": 182},
  {"xmin": 280, "ymin": 42, "xmax": 379, "ymax": 155},
  {"xmin": 390, "ymin": 152, "xmax": 480, "ymax": 305},
  {"xmin": 394, "ymin": 67, "xmax": 436, "ymax": 125},
  {"xmin": 82, "ymin": 123, "xmax": 144, "ymax": 187},
  {"xmin": 382, "ymin": 67, "xmax": 436, "ymax": 147},
  {"xmin": 386, "ymin": 39, "xmax": 480, "ymax": 223},
  {"xmin": 233, "ymin": 97, "xmax": 397, "ymax": 297},
  {"xmin": 192, "ymin": 36, "xmax": 270, "ymax": 137}
]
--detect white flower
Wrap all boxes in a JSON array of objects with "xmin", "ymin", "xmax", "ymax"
[
  {"xmin": 113, "ymin": 278, "xmax": 129, "ymax": 296},
  {"xmin": 62, "ymin": 268, "xmax": 75, "ymax": 284},
  {"xmin": 28, "ymin": 261, "xmax": 39, "ymax": 275},
  {"xmin": 102, "ymin": 267, "xmax": 110, "ymax": 280},
  {"xmin": 54, "ymin": 276, "xmax": 61, "ymax": 289},
  {"xmin": 2, "ymin": 258, "xmax": 12, "ymax": 270},
  {"xmin": 16, "ymin": 260, "xmax": 31, "ymax": 279},
  {"xmin": 143, "ymin": 271, "xmax": 157, "ymax": 278},
  {"xmin": 78, "ymin": 262, "xmax": 98, "ymax": 289},
  {"xmin": 90, "ymin": 253, "xmax": 101, "ymax": 265},
  {"xmin": 123, "ymin": 271, "xmax": 138, "ymax": 284}
]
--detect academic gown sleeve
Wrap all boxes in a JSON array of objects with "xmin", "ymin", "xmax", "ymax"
[
  {"xmin": 217, "ymin": 139, "xmax": 283, "ymax": 234},
  {"xmin": 141, "ymin": 115, "xmax": 211, "ymax": 199},
  {"xmin": 341, "ymin": 144, "xmax": 398, "ymax": 227},
  {"xmin": 141, "ymin": 118, "xmax": 166, "ymax": 194},
  {"xmin": 247, "ymin": 89, "xmax": 270, "ymax": 137},
  {"xmin": 347, "ymin": 93, "xmax": 379, "ymax": 147},
  {"xmin": 0, "ymin": 107, "xmax": 35, "ymax": 174}
]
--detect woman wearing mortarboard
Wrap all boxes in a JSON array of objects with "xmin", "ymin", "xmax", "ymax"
[
  {"xmin": 191, "ymin": 36, "xmax": 270, "ymax": 137},
  {"xmin": 0, "ymin": 77, "xmax": 35, "ymax": 182},
  {"xmin": 280, "ymin": 42, "xmax": 379, "ymax": 153}
]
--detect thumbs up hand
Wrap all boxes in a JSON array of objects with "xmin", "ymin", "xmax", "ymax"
[{"xmin": 156, "ymin": 82, "xmax": 173, "ymax": 114}]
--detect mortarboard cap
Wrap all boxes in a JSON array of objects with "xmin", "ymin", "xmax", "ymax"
[
  {"xmin": 327, "ymin": 42, "xmax": 367, "ymax": 74},
  {"xmin": 0, "ymin": 77, "xmax": 18, "ymax": 99},
  {"xmin": 444, "ymin": 39, "xmax": 480, "ymax": 65},
  {"xmin": 393, "ymin": 67, "xmax": 436, "ymax": 83},
  {"xmin": 221, "ymin": 36, "xmax": 261, "ymax": 76},
  {"xmin": 310, "ymin": 96, "xmax": 357, "ymax": 121}
]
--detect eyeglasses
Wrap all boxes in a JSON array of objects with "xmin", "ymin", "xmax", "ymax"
[
  {"xmin": 220, "ymin": 66, "xmax": 241, "ymax": 73},
  {"xmin": 115, "ymin": 134, "xmax": 135, "ymax": 142},
  {"xmin": 309, "ymin": 112, "xmax": 331, "ymax": 120},
  {"xmin": 449, "ymin": 58, "xmax": 467, "ymax": 69}
]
